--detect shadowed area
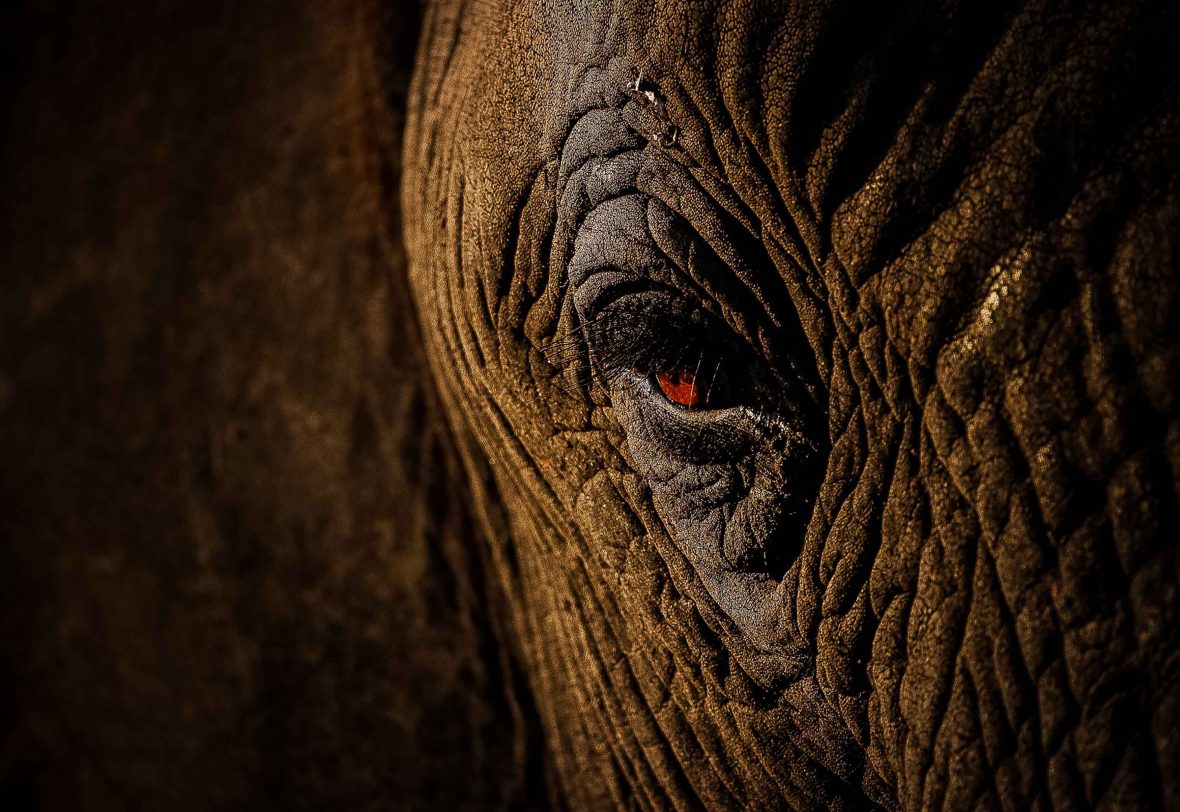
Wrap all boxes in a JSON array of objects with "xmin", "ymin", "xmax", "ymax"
[{"xmin": 0, "ymin": 2, "xmax": 546, "ymax": 809}]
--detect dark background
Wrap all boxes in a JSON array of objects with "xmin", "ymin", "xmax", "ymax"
[{"xmin": 1, "ymin": 2, "xmax": 544, "ymax": 808}]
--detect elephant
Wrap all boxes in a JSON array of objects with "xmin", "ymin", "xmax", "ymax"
[
  {"xmin": 0, "ymin": 0, "xmax": 1177, "ymax": 809},
  {"xmin": 400, "ymin": 0, "xmax": 1180, "ymax": 808}
]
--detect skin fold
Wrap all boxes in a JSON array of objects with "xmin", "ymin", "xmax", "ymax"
[{"xmin": 0, "ymin": 0, "xmax": 1176, "ymax": 809}]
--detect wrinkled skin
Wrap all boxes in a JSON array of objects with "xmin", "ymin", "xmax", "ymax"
[
  {"xmin": 1, "ymin": 0, "xmax": 1177, "ymax": 810},
  {"xmin": 402, "ymin": 0, "xmax": 1180, "ymax": 809}
]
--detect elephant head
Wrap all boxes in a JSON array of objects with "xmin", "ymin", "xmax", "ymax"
[
  {"xmin": 401, "ymin": 0, "xmax": 1180, "ymax": 808},
  {"xmin": 1, "ymin": 0, "xmax": 1176, "ymax": 808}
]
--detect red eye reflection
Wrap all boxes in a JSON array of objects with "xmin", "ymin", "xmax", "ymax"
[{"xmin": 656, "ymin": 367, "xmax": 703, "ymax": 408}]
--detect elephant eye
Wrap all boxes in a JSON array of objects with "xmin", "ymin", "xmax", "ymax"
[
  {"xmin": 653, "ymin": 350, "xmax": 733, "ymax": 410},
  {"xmin": 572, "ymin": 288, "xmax": 756, "ymax": 415},
  {"xmin": 655, "ymin": 367, "xmax": 702, "ymax": 408}
]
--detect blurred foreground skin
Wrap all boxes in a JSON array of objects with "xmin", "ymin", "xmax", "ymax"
[
  {"xmin": 3, "ymin": 1, "xmax": 1180, "ymax": 810},
  {"xmin": 2, "ymin": 3, "xmax": 541, "ymax": 809}
]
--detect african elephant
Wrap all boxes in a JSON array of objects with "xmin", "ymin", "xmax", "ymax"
[
  {"xmin": 399, "ymin": 0, "xmax": 1180, "ymax": 809},
  {"xmin": 0, "ymin": 0, "xmax": 1176, "ymax": 809}
]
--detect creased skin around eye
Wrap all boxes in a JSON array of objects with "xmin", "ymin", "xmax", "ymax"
[
  {"xmin": 608, "ymin": 364, "xmax": 824, "ymax": 658},
  {"xmin": 559, "ymin": 143, "xmax": 828, "ymax": 672}
]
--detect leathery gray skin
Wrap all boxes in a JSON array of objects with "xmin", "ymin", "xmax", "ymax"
[{"xmin": 403, "ymin": 0, "xmax": 1180, "ymax": 809}]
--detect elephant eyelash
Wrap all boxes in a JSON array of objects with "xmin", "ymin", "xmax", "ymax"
[{"xmin": 544, "ymin": 299, "xmax": 752, "ymax": 411}]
